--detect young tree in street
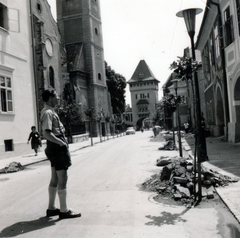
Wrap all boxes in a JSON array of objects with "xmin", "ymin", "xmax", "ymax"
[{"xmin": 56, "ymin": 83, "xmax": 84, "ymax": 143}]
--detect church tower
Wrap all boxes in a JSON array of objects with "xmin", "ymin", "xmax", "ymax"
[{"xmin": 56, "ymin": 0, "xmax": 111, "ymax": 136}]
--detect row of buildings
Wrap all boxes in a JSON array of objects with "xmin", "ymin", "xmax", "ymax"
[
  {"xmin": 0, "ymin": 0, "xmax": 112, "ymax": 158},
  {"xmin": 161, "ymin": 0, "xmax": 240, "ymax": 143},
  {"xmin": 125, "ymin": 0, "xmax": 240, "ymax": 144},
  {"xmin": 196, "ymin": 0, "xmax": 240, "ymax": 143}
]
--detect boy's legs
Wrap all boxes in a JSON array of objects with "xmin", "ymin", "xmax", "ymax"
[
  {"xmin": 56, "ymin": 169, "xmax": 81, "ymax": 219},
  {"xmin": 56, "ymin": 169, "xmax": 68, "ymax": 213},
  {"xmin": 48, "ymin": 167, "xmax": 58, "ymax": 210}
]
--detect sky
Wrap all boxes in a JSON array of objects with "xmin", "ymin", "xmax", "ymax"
[{"xmin": 47, "ymin": 0, "xmax": 207, "ymax": 106}]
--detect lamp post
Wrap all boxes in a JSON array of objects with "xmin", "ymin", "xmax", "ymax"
[
  {"xmin": 172, "ymin": 79, "xmax": 183, "ymax": 157},
  {"xmin": 176, "ymin": 8, "xmax": 207, "ymax": 203}
]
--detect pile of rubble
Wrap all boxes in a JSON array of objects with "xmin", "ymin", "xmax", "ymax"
[
  {"xmin": 142, "ymin": 156, "xmax": 239, "ymax": 205},
  {"xmin": 0, "ymin": 162, "xmax": 24, "ymax": 174},
  {"xmin": 150, "ymin": 131, "xmax": 176, "ymax": 150},
  {"xmin": 158, "ymin": 140, "xmax": 176, "ymax": 151}
]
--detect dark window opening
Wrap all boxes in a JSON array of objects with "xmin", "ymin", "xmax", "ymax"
[
  {"xmin": 49, "ymin": 67, "xmax": 55, "ymax": 88},
  {"xmin": 98, "ymin": 73, "xmax": 101, "ymax": 80},
  {"xmin": 236, "ymin": 0, "xmax": 240, "ymax": 35},
  {"xmin": 234, "ymin": 76, "xmax": 240, "ymax": 100},
  {"xmin": 224, "ymin": 7, "xmax": 234, "ymax": 47},
  {"xmin": 0, "ymin": 3, "xmax": 7, "ymax": 30},
  {"xmin": 37, "ymin": 3, "xmax": 42, "ymax": 14},
  {"xmin": 1, "ymin": 88, "xmax": 7, "ymax": 112},
  {"xmin": 5, "ymin": 139, "xmax": 13, "ymax": 152},
  {"xmin": 95, "ymin": 28, "xmax": 98, "ymax": 35}
]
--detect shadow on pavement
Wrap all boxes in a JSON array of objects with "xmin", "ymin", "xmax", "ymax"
[
  {"xmin": 145, "ymin": 208, "xmax": 190, "ymax": 226},
  {"xmin": 0, "ymin": 217, "xmax": 59, "ymax": 237},
  {"xmin": 185, "ymin": 137, "xmax": 240, "ymax": 177}
]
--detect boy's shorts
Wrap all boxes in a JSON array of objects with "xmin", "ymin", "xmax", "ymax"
[{"xmin": 45, "ymin": 139, "xmax": 72, "ymax": 170}]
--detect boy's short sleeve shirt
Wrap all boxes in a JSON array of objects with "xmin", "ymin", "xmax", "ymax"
[{"xmin": 41, "ymin": 105, "xmax": 65, "ymax": 136}]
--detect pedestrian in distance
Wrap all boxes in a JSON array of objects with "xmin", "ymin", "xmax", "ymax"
[
  {"xmin": 27, "ymin": 126, "xmax": 41, "ymax": 156},
  {"xmin": 183, "ymin": 122, "xmax": 189, "ymax": 134},
  {"xmin": 40, "ymin": 89, "xmax": 81, "ymax": 219}
]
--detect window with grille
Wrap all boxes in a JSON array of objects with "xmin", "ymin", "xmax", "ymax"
[
  {"xmin": 236, "ymin": 0, "xmax": 240, "ymax": 35},
  {"xmin": 0, "ymin": 76, "xmax": 13, "ymax": 113},
  {"xmin": 223, "ymin": 6, "xmax": 234, "ymax": 47}
]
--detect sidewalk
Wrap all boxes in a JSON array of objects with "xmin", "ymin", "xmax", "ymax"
[
  {"xmin": 0, "ymin": 134, "xmax": 126, "ymax": 169},
  {"xmin": 183, "ymin": 136, "xmax": 240, "ymax": 223},
  {"xmin": 0, "ymin": 136, "xmax": 102, "ymax": 169}
]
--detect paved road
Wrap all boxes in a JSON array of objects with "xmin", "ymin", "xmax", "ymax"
[{"xmin": 0, "ymin": 131, "xmax": 239, "ymax": 237}]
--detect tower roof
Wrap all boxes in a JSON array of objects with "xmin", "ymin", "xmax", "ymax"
[{"xmin": 127, "ymin": 60, "xmax": 159, "ymax": 83}]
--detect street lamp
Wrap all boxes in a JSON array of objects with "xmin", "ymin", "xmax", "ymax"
[
  {"xmin": 176, "ymin": 8, "xmax": 207, "ymax": 203},
  {"xmin": 172, "ymin": 79, "xmax": 183, "ymax": 157}
]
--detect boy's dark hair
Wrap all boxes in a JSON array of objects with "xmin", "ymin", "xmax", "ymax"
[
  {"xmin": 31, "ymin": 126, "xmax": 36, "ymax": 130},
  {"xmin": 42, "ymin": 89, "xmax": 56, "ymax": 102}
]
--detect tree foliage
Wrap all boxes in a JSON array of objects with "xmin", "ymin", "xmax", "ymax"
[
  {"xmin": 152, "ymin": 93, "xmax": 184, "ymax": 127},
  {"xmin": 170, "ymin": 56, "xmax": 201, "ymax": 80},
  {"xmin": 56, "ymin": 83, "xmax": 84, "ymax": 136},
  {"xmin": 105, "ymin": 61, "xmax": 126, "ymax": 115}
]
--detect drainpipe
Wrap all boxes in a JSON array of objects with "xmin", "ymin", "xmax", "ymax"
[
  {"xmin": 210, "ymin": 0, "xmax": 230, "ymax": 141},
  {"xmin": 29, "ymin": 0, "xmax": 40, "ymax": 132}
]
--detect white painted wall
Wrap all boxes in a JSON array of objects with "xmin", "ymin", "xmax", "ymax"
[{"xmin": 0, "ymin": 0, "xmax": 37, "ymax": 158}]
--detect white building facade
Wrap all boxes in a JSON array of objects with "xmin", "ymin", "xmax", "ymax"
[
  {"xmin": 0, "ymin": 0, "xmax": 37, "ymax": 158},
  {"xmin": 219, "ymin": 0, "xmax": 240, "ymax": 142}
]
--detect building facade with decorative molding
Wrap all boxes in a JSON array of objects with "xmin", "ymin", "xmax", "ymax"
[{"xmin": 218, "ymin": 0, "xmax": 240, "ymax": 142}]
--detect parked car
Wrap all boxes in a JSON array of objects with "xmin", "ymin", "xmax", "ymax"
[{"xmin": 126, "ymin": 127, "xmax": 135, "ymax": 135}]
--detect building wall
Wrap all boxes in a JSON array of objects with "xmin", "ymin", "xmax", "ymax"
[
  {"xmin": 196, "ymin": 1, "xmax": 229, "ymax": 139},
  {"xmin": 31, "ymin": 0, "xmax": 63, "ymax": 102},
  {"xmin": 220, "ymin": 0, "xmax": 240, "ymax": 142},
  {"xmin": 168, "ymin": 80, "xmax": 189, "ymax": 129},
  {"xmin": 129, "ymin": 81, "xmax": 159, "ymax": 129},
  {"xmin": 57, "ymin": 0, "xmax": 111, "ymax": 136},
  {"xmin": 0, "ymin": 0, "xmax": 37, "ymax": 158}
]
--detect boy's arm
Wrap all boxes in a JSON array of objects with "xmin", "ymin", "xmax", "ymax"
[{"xmin": 43, "ymin": 130, "xmax": 67, "ymax": 146}]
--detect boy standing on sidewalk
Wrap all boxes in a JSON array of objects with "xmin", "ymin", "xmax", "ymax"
[{"xmin": 40, "ymin": 89, "xmax": 81, "ymax": 219}]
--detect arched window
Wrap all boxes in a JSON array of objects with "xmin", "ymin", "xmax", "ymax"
[
  {"xmin": 37, "ymin": 2, "xmax": 42, "ymax": 14},
  {"xmin": 234, "ymin": 76, "xmax": 240, "ymax": 100},
  {"xmin": 95, "ymin": 27, "xmax": 98, "ymax": 35},
  {"xmin": 49, "ymin": 67, "xmax": 55, "ymax": 88},
  {"xmin": 98, "ymin": 73, "xmax": 101, "ymax": 80}
]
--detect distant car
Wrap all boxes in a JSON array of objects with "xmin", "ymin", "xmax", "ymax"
[{"xmin": 126, "ymin": 127, "xmax": 135, "ymax": 135}]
